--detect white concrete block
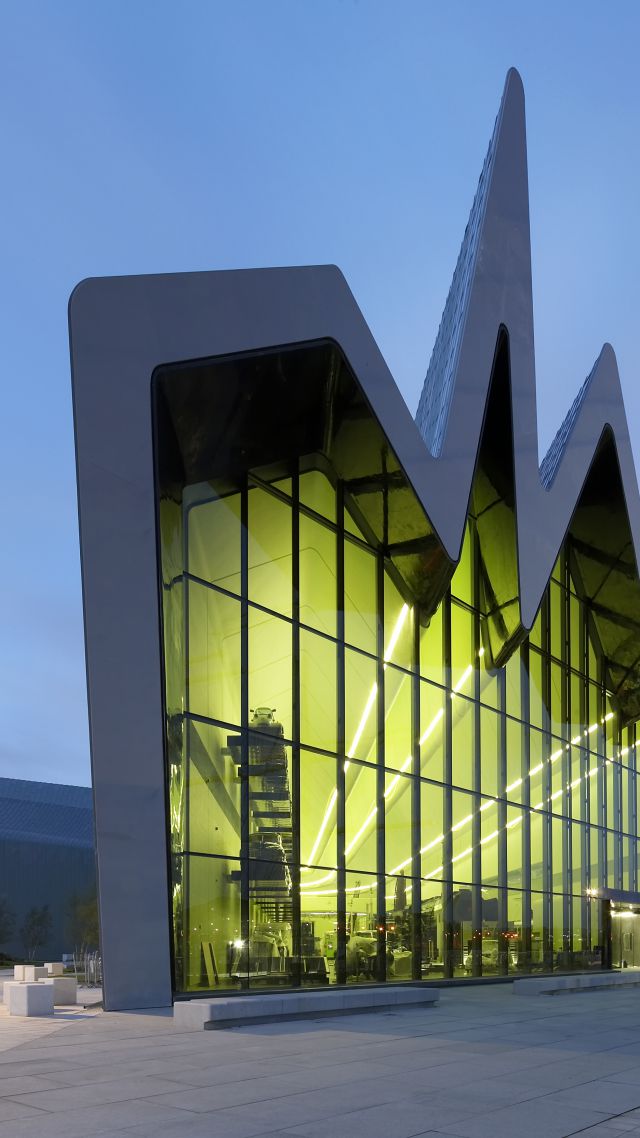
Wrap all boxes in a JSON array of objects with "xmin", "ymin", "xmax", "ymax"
[
  {"xmin": 44, "ymin": 962, "xmax": 65, "ymax": 977},
  {"xmin": 39, "ymin": 976, "xmax": 77, "ymax": 1005},
  {"xmin": 22, "ymin": 966, "xmax": 48, "ymax": 982},
  {"xmin": 4, "ymin": 982, "xmax": 54, "ymax": 1017},
  {"xmin": 13, "ymin": 965, "xmax": 25, "ymax": 981}
]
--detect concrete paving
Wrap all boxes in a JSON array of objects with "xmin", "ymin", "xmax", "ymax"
[{"xmin": 0, "ymin": 984, "xmax": 639, "ymax": 1135}]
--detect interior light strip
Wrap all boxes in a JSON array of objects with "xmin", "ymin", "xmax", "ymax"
[{"xmin": 301, "ymin": 608, "xmax": 621, "ymax": 892}]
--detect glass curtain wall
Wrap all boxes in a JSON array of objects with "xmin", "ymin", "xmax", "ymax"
[{"xmin": 159, "ymin": 458, "xmax": 638, "ymax": 994}]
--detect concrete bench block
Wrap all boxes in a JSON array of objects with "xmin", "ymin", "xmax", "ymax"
[
  {"xmin": 13, "ymin": 965, "xmax": 25, "ymax": 981},
  {"xmin": 44, "ymin": 962, "xmax": 65, "ymax": 977},
  {"xmin": 22, "ymin": 966, "xmax": 48, "ymax": 982},
  {"xmin": 173, "ymin": 986, "xmax": 440, "ymax": 1030},
  {"xmin": 513, "ymin": 972, "xmax": 640, "ymax": 996},
  {"xmin": 4, "ymin": 982, "xmax": 54, "ymax": 1017},
  {"xmin": 173, "ymin": 1001, "xmax": 212, "ymax": 1031},
  {"xmin": 301, "ymin": 991, "xmax": 346, "ymax": 1013},
  {"xmin": 39, "ymin": 976, "xmax": 78, "ymax": 1005}
]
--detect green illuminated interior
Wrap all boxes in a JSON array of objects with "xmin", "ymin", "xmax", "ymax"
[{"xmin": 155, "ymin": 344, "xmax": 639, "ymax": 993}]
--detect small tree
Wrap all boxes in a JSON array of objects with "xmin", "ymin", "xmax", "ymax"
[
  {"xmin": 67, "ymin": 892, "xmax": 99, "ymax": 954},
  {"xmin": 0, "ymin": 898, "xmax": 15, "ymax": 955},
  {"xmin": 20, "ymin": 905, "xmax": 52, "ymax": 961}
]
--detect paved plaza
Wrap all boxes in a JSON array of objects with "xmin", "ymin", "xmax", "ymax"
[{"xmin": 1, "ymin": 984, "xmax": 640, "ymax": 1135}]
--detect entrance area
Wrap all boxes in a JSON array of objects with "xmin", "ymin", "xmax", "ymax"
[{"xmin": 611, "ymin": 904, "xmax": 640, "ymax": 970}]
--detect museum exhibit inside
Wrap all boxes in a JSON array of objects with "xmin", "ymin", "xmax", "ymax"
[{"xmin": 70, "ymin": 69, "xmax": 640, "ymax": 1011}]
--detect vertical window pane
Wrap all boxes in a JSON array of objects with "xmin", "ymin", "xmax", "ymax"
[
  {"xmin": 188, "ymin": 584, "xmax": 241, "ymax": 726},
  {"xmin": 451, "ymin": 791, "xmax": 475, "ymax": 883},
  {"xmin": 299, "ymin": 750, "xmax": 337, "ymax": 869},
  {"xmin": 421, "ymin": 781, "xmax": 444, "ymax": 879},
  {"xmin": 248, "ymin": 486, "xmax": 292, "ymax": 617},
  {"xmin": 299, "ymin": 514, "xmax": 336, "ymax": 637},
  {"xmin": 480, "ymin": 707, "xmax": 499, "ymax": 798},
  {"xmin": 451, "ymin": 527, "xmax": 473, "ymax": 606},
  {"xmin": 178, "ymin": 854, "xmax": 244, "ymax": 993},
  {"xmin": 187, "ymin": 720, "xmax": 240, "ymax": 858},
  {"xmin": 344, "ymin": 539, "xmax": 377, "ymax": 654},
  {"xmin": 345, "ymin": 763, "xmax": 377, "ymax": 873},
  {"xmin": 451, "ymin": 695, "xmax": 474, "ymax": 791},
  {"xmin": 450, "ymin": 603, "xmax": 474, "ymax": 693},
  {"xmin": 188, "ymin": 492, "xmax": 242, "ymax": 595},
  {"xmin": 300, "ymin": 630, "xmax": 337, "ymax": 753},
  {"xmin": 248, "ymin": 609, "xmax": 292, "ymax": 739},
  {"xmin": 506, "ymin": 806, "xmax": 523, "ymax": 888},
  {"xmin": 384, "ymin": 665, "xmax": 412, "ymax": 772},
  {"xmin": 384, "ymin": 574, "xmax": 413, "ymax": 671},
  {"xmin": 481, "ymin": 799, "xmax": 500, "ymax": 886},
  {"xmin": 299, "ymin": 469, "xmax": 336, "ymax": 522},
  {"xmin": 345, "ymin": 873, "xmax": 379, "ymax": 983},
  {"xmin": 345, "ymin": 649, "xmax": 377, "ymax": 762},
  {"xmin": 385, "ymin": 770, "xmax": 412, "ymax": 875},
  {"xmin": 420, "ymin": 681, "xmax": 445, "ymax": 783},
  {"xmin": 420, "ymin": 606, "xmax": 443, "ymax": 687}
]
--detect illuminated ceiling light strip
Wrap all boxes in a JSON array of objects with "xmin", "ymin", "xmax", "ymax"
[
  {"xmin": 383, "ymin": 604, "xmax": 410, "ymax": 664},
  {"xmin": 419, "ymin": 834, "xmax": 444, "ymax": 856},
  {"xmin": 304, "ymin": 610, "xmax": 412, "ymax": 868},
  {"xmin": 419, "ymin": 707, "xmax": 444, "ymax": 745},
  {"xmin": 481, "ymin": 830, "xmax": 499, "ymax": 845},
  {"xmin": 344, "ymin": 807, "xmax": 377, "ymax": 857},
  {"xmin": 346, "ymin": 682, "xmax": 378, "ymax": 763},
  {"xmin": 304, "ymin": 788, "xmax": 337, "ymax": 866},
  {"xmin": 452, "ymin": 813, "xmax": 473, "ymax": 832},
  {"xmin": 300, "ymin": 869, "xmax": 337, "ymax": 889},
  {"xmin": 303, "ymin": 625, "xmax": 618, "ymax": 885},
  {"xmin": 452, "ymin": 664, "xmax": 472, "ymax": 696},
  {"xmin": 384, "ymin": 775, "xmax": 401, "ymax": 799}
]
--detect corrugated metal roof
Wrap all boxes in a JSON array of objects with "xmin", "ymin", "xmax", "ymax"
[{"xmin": 0, "ymin": 778, "xmax": 93, "ymax": 849}]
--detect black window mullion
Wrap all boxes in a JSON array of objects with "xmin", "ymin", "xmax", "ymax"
[
  {"xmin": 240, "ymin": 477, "xmax": 250, "ymax": 979},
  {"xmin": 290, "ymin": 471, "xmax": 301, "ymax": 986},
  {"xmin": 442, "ymin": 591, "xmax": 454, "ymax": 978},
  {"xmin": 411, "ymin": 606, "xmax": 422, "ymax": 979},
  {"xmin": 335, "ymin": 482, "xmax": 347, "ymax": 985},
  {"xmin": 376, "ymin": 554, "xmax": 386, "ymax": 983},
  {"xmin": 471, "ymin": 522, "xmax": 482, "ymax": 977}
]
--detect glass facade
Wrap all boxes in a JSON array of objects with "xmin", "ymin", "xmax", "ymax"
[{"xmin": 154, "ymin": 344, "xmax": 639, "ymax": 995}]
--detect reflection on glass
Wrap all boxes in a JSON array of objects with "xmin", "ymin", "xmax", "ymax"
[{"xmin": 155, "ymin": 353, "xmax": 631, "ymax": 992}]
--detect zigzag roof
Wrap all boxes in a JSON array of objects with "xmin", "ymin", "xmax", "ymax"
[
  {"xmin": 69, "ymin": 71, "xmax": 640, "ymax": 720},
  {"xmin": 414, "ymin": 68, "xmax": 640, "ymax": 721}
]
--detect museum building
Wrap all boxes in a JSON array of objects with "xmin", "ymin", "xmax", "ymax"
[{"xmin": 70, "ymin": 70, "xmax": 640, "ymax": 1011}]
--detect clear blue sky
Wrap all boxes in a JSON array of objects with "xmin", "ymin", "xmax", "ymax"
[{"xmin": 1, "ymin": 1, "xmax": 639, "ymax": 787}]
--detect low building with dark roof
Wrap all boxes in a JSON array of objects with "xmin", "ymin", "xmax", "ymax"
[{"xmin": 0, "ymin": 777, "xmax": 95, "ymax": 961}]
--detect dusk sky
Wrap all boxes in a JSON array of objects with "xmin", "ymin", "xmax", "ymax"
[{"xmin": 2, "ymin": 1, "xmax": 639, "ymax": 787}]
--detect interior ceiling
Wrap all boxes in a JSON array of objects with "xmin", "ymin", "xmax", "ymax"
[{"xmin": 155, "ymin": 336, "xmax": 640, "ymax": 724}]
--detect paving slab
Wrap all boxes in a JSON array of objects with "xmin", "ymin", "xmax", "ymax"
[{"xmin": 0, "ymin": 983, "xmax": 639, "ymax": 1136}]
